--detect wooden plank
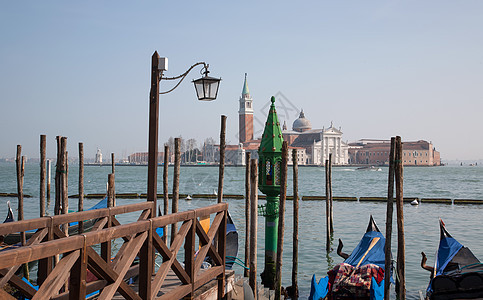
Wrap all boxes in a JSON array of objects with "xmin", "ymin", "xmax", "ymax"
[
  {"xmin": 32, "ymin": 250, "xmax": 80, "ymax": 300},
  {"xmin": 152, "ymin": 233, "xmax": 190, "ymax": 284},
  {"xmin": 151, "ymin": 220, "xmax": 192, "ymax": 297},
  {"xmin": 194, "ymin": 213, "xmax": 223, "ymax": 271},
  {"xmin": 86, "ymin": 247, "xmax": 140, "ymax": 300},
  {"xmin": 98, "ymin": 232, "xmax": 147, "ymax": 299},
  {"xmin": 0, "ymin": 268, "xmax": 37, "ymax": 298},
  {"xmin": 195, "ymin": 220, "xmax": 222, "ymax": 267}
]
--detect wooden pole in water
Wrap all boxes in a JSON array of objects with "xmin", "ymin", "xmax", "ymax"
[
  {"xmin": 325, "ymin": 158, "xmax": 331, "ymax": 251},
  {"xmin": 244, "ymin": 151, "xmax": 251, "ymax": 278},
  {"xmin": 60, "ymin": 137, "xmax": 68, "ymax": 237},
  {"xmin": 162, "ymin": 145, "xmax": 169, "ymax": 242},
  {"xmin": 108, "ymin": 174, "xmax": 115, "ymax": 208},
  {"xmin": 395, "ymin": 136, "xmax": 406, "ymax": 299},
  {"xmin": 217, "ymin": 115, "xmax": 226, "ymax": 203},
  {"xmin": 54, "ymin": 136, "xmax": 61, "ymax": 215},
  {"xmin": 384, "ymin": 137, "xmax": 396, "ymax": 300},
  {"xmin": 111, "ymin": 153, "xmax": 115, "ymax": 174},
  {"xmin": 291, "ymin": 148, "xmax": 299, "ymax": 299},
  {"xmin": 40, "ymin": 135, "xmax": 46, "ymax": 217},
  {"xmin": 171, "ymin": 138, "xmax": 181, "ymax": 245},
  {"xmin": 47, "ymin": 159, "xmax": 51, "ymax": 203},
  {"xmin": 329, "ymin": 153, "xmax": 333, "ymax": 233},
  {"xmin": 16, "ymin": 146, "xmax": 29, "ymax": 279},
  {"xmin": 78, "ymin": 143, "xmax": 84, "ymax": 233},
  {"xmin": 249, "ymin": 159, "xmax": 258, "ymax": 299},
  {"xmin": 275, "ymin": 141, "xmax": 288, "ymax": 300}
]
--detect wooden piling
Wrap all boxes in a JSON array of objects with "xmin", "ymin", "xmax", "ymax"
[
  {"xmin": 291, "ymin": 149, "xmax": 299, "ymax": 299},
  {"xmin": 47, "ymin": 159, "xmax": 51, "ymax": 202},
  {"xmin": 329, "ymin": 153, "xmax": 333, "ymax": 233},
  {"xmin": 275, "ymin": 141, "xmax": 288, "ymax": 300},
  {"xmin": 60, "ymin": 137, "xmax": 68, "ymax": 237},
  {"xmin": 54, "ymin": 136, "xmax": 61, "ymax": 215},
  {"xmin": 108, "ymin": 174, "xmax": 115, "ymax": 208},
  {"xmin": 218, "ymin": 115, "xmax": 226, "ymax": 203},
  {"xmin": 16, "ymin": 145, "xmax": 28, "ymax": 279},
  {"xmin": 325, "ymin": 158, "xmax": 331, "ymax": 251},
  {"xmin": 162, "ymin": 145, "xmax": 169, "ymax": 242},
  {"xmin": 384, "ymin": 137, "xmax": 396, "ymax": 300},
  {"xmin": 395, "ymin": 136, "xmax": 406, "ymax": 299},
  {"xmin": 111, "ymin": 153, "xmax": 115, "ymax": 174},
  {"xmin": 171, "ymin": 137, "xmax": 181, "ymax": 244},
  {"xmin": 40, "ymin": 135, "xmax": 46, "ymax": 217},
  {"xmin": 244, "ymin": 151, "xmax": 251, "ymax": 277},
  {"xmin": 249, "ymin": 159, "xmax": 258, "ymax": 299},
  {"xmin": 79, "ymin": 143, "xmax": 84, "ymax": 233}
]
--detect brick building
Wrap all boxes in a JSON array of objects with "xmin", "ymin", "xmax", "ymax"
[{"xmin": 348, "ymin": 140, "xmax": 441, "ymax": 166}]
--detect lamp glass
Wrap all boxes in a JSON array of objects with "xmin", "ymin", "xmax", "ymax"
[{"xmin": 193, "ymin": 75, "xmax": 221, "ymax": 101}]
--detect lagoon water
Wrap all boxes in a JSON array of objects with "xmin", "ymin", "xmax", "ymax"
[{"xmin": 1, "ymin": 162, "xmax": 482, "ymax": 299}]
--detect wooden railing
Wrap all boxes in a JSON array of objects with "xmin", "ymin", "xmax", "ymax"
[{"xmin": 0, "ymin": 202, "xmax": 228, "ymax": 300}]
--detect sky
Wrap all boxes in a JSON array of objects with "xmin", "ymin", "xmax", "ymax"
[{"xmin": 0, "ymin": 1, "xmax": 482, "ymax": 161}]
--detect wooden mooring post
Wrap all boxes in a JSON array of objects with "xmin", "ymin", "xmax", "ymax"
[
  {"xmin": 162, "ymin": 144, "xmax": 169, "ymax": 242},
  {"xmin": 249, "ymin": 159, "xmax": 258, "ymax": 298},
  {"xmin": 244, "ymin": 151, "xmax": 251, "ymax": 278},
  {"xmin": 54, "ymin": 136, "xmax": 61, "ymax": 216},
  {"xmin": 171, "ymin": 137, "xmax": 181, "ymax": 244},
  {"xmin": 275, "ymin": 141, "xmax": 288, "ymax": 300},
  {"xmin": 290, "ymin": 148, "xmax": 299, "ymax": 299},
  {"xmin": 218, "ymin": 115, "xmax": 226, "ymax": 203},
  {"xmin": 40, "ymin": 135, "xmax": 46, "ymax": 217},
  {"xmin": 111, "ymin": 152, "xmax": 115, "ymax": 174},
  {"xmin": 79, "ymin": 142, "xmax": 84, "ymax": 233},
  {"xmin": 384, "ymin": 137, "xmax": 396, "ymax": 299},
  {"xmin": 395, "ymin": 136, "xmax": 406, "ymax": 299},
  {"xmin": 325, "ymin": 154, "xmax": 333, "ymax": 251},
  {"xmin": 60, "ymin": 137, "xmax": 68, "ymax": 237},
  {"xmin": 329, "ymin": 153, "xmax": 333, "ymax": 233},
  {"xmin": 47, "ymin": 159, "xmax": 51, "ymax": 203},
  {"xmin": 16, "ymin": 145, "xmax": 29, "ymax": 280}
]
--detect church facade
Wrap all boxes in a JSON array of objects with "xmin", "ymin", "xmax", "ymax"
[{"xmin": 282, "ymin": 111, "xmax": 349, "ymax": 165}]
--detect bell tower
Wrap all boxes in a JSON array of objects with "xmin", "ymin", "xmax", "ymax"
[{"xmin": 238, "ymin": 73, "xmax": 254, "ymax": 143}]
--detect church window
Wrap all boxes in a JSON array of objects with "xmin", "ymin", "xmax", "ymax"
[{"xmin": 247, "ymin": 102, "xmax": 251, "ymax": 108}]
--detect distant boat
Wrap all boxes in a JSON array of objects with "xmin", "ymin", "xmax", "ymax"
[
  {"xmin": 185, "ymin": 195, "xmax": 192, "ymax": 200},
  {"xmin": 411, "ymin": 199, "xmax": 419, "ymax": 206},
  {"xmin": 357, "ymin": 165, "xmax": 382, "ymax": 171}
]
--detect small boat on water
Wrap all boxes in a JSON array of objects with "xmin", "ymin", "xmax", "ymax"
[
  {"xmin": 309, "ymin": 216, "xmax": 391, "ymax": 300},
  {"xmin": 356, "ymin": 166, "xmax": 382, "ymax": 171},
  {"xmin": 1, "ymin": 197, "xmax": 108, "ymax": 245},
  {"xmin": 423, "ymin": 220, "xmax": 483, "ymax": 300}
]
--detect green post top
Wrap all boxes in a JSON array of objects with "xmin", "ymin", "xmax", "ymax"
[{"xmin": 258, "ymin": 96, "xmax": 284, "ymax": 195}]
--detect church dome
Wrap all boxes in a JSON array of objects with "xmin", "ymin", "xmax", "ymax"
[{"xmin": 292, "ymin": 110, "xmax": 312, "ymax": 132}]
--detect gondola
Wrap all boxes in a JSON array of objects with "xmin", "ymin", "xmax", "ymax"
[
  {"xmin": 1, "ymin": 197, "xmax": 108, "ymax": 245},
  {"xmin": 424, "ymin": 220, "xmax": 483, "ymax": 300},
  {"xmin": 309, "ymin": 216, "xmax": 391, "ymax": 300}
]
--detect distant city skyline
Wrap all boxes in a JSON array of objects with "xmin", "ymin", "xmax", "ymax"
[{"xmin": 1, "ymin": 2, "xmax": 482, "ymax": 161}]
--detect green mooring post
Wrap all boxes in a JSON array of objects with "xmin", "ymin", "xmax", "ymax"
[{"xmin": 258, "ymin": 96, "xmax": 284, "ymax": 289}]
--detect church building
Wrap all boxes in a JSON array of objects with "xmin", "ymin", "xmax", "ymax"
[{"xmin": 282, "ymin": 111, "xmax": 349, "ymax": 165}]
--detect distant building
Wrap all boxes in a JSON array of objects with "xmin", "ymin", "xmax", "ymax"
[
  {"xmin": 95, "ymin": 148, "xmax": 103, "ymax": 164},
  {"xmin": 348, "ymin": 140, "xmax": 441, "ymax": 166},
  {"xmin": 239, "ymin": 73, "xmax": 254, "ymax": 144},
  {"xmin": 128, "ymin": 152, "xmax": 165, "ymax": 164},
  {"xmin": 282, "ymin": 111, "xmax": 349, "ymax": 165}
]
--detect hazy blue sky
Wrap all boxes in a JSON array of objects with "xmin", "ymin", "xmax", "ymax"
[{"xmin": 1, "ymin": 1, "xmax": 482, "ymax": 161}]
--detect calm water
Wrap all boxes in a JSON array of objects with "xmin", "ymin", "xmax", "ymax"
[{"xmin": 1, "ymin": 162, "xmax": 482, "ymax": 299}]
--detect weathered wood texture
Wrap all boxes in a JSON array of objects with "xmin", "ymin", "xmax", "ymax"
[
  {"xmin": 162, "ymin": 145, "xmax": 169, "ymax": 243},
  {"xmin": 249, "ymin": 159, "xmax": 258, "ymax": 297},
  {"xmin": 395, "ymin": 136, "xmax": 406, "ymax": 299},
  {"xmin": 384, "ymin": 137, "xmax": 396, "ymax": 300},
  {"xmin": 244, "ymin": 151, "xmax": 251, "ymax": 278},
  {"xmin": 291, "ymin": 149, "xmax": 299, "ymax": 299},
  {"xmin": 275, "ymin": 141, "xmax": 288, "ymax": 300},
  {"xmin": 40, "ymin": 135, "xmax": 46, "ymax": 217},
  {"xmin": 0, "ymin": 202, "xmax": 229, "ymax": 300},
  {"xmin": 218, "ymin": 115, "xmax": 227, "ymax": 203},
  {"xmin": 171, "ymin": 138, "xmax": 181, "ymax": 245},
  {"xmin": 78, "ymin": 142, "xmax": 84, "ymax": 234}
]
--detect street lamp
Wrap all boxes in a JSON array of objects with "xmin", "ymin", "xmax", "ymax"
[{"xmin": 147, "ymin": 51, "xmax": 221, "ymax": 217}]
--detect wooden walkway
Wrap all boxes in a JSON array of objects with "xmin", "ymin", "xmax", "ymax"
[{"xmin": 0, "ymin": 202, "xmax": 229, "ymax": 299}]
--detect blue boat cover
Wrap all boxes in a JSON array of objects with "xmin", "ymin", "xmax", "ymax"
[
  {"xmin": 344, "ymin": 230, "xmax": 386, "ymax": 269},
  {"xmin": 309, "ymin": 274, "xmax": 329, "ymax": 300},
  {"xmin": 435, "ymin": 235, "xmax": 463, "ymax": 276}
]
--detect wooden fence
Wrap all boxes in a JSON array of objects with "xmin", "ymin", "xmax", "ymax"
[{"xmin": 0, "ymin": 202, "xmax": 228, "ymax": 300}]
